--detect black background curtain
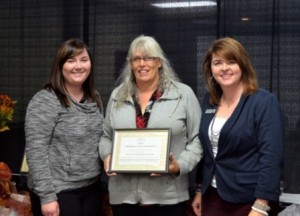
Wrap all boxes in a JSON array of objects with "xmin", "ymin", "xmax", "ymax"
[{"xmin": 0, "ymin": 0, "xmax": 299, "ymax": 194}]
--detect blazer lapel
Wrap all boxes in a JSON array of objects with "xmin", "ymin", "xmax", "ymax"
[
  {"xmin": 202, "ymin": 104, "xmax": 218, "ymax": 158},
  {"xmin": 217, "ymin": 95, "xmax": 249, "ymax": 153}
]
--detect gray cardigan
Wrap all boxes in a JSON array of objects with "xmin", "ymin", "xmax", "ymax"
[
  {"xmin": 25, "ymin": 89, "xmax": 103, "ymax": 204},
  {"xmin": 99, "ymin": 80, "xmax": 202, "ymax": 205}
]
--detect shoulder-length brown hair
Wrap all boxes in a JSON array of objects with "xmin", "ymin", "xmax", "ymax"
[
  {"xmin": 203, "ymin": 37, "xmax": 259, "ymax": 106},
  {"xmin": 44, "ymin": 38, "xmax": 102, "ymax": 108}
]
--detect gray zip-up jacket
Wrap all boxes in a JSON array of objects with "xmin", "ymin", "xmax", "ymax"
[
  {"xmin": 99, "ymin": 80, "xmax": 202, "ymax": 205},
  {"xmin": 25, "ymin": 89, "xmax": 103, "ymax": 204}
]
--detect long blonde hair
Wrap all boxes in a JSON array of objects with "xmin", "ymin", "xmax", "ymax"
[{"xmin": 115, "ymin": 35, "xmax": 179, "ymax": 104}]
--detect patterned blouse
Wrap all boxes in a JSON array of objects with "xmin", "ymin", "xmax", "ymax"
[{"xmin": 134, "ymin": 89, "xmax": 163, "ymax": 128}]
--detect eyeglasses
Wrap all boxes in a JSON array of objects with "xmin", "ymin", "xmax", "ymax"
[{"xmin": 130, "ymin": 56, "xmax": 157, "ymax": 64}]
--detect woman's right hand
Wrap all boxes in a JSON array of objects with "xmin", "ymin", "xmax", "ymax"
[
  {"xmin": 104, "ymin": 154, "xmax": 117, "ymax": 176},
  {"xmin": 192, "ymin": 192, "xmax": 202, "ymax": 216},
  {"xmin": 41, "ymin": 201, "xmax": 59, "ymax": 216}
]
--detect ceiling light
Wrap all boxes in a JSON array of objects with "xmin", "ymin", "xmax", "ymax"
[
  {"xmin": 151, "ymin": 1, "xmax": 217, "ymax": 8},
  {"xmin": 241, "ymin": 17, "xmax": 250, "ymax": 21}
]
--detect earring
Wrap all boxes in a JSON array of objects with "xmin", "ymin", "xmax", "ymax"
[{"xmin": 210, "ymin": 76, "xmax": 216, "ymax": 85}]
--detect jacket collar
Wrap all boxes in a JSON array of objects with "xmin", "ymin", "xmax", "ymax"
[
  {"xmin": 202, "ymin": 94, "xmax": 249, "ymax": 157},
  {"xmin": 111, "ymin": 80, "xmax": 181, "ymax": 104}
]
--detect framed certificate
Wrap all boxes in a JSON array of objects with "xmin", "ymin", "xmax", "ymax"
[{"xmin": 110, "ymin": 128, "xmax": 171, "ymax": 173}]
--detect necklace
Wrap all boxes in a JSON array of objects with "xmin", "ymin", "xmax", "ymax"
[
  {"xmin": 221, "ymin": 93, "xmax": 242, "ymax": 108},
  {"xmin": 224, "ymin": 103, "xmax": 231, "ymax": 108},
  {"xmin": 210, "ymin": 116, "xmax": 221, "ymax": 139},
  {"xmin": 210, "ymin": 115, "xmax": 228, "ymax": 142},
  {"xmin": 221, "ymin": 97, "xmax": 232, "ymax": 108}
]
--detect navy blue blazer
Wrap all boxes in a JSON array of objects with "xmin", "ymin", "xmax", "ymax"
[{"xmin": 199, "ymin": 89, "xmax": 284, "ymax": 203}]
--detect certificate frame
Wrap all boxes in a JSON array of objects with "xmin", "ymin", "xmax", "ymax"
[{"xmin": 110, "ymin": 128, "xmax": 171, "ymax": 173}]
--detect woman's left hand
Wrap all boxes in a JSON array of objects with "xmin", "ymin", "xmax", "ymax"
[
  {"xmin": 168, "ymin": 152, "xmax": 180, "ymax": 174},
  {"xmin": 150, "ymin": 152, "xmax": 180, "ymax": 176},
  {"xmin": 249, "ymin": 199, "xmax": 269, "ymax": 216}
]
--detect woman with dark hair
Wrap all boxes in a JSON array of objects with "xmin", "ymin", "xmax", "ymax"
[
  {"xmin": 25, "ymin": 38, "xmax": 104, "ymax": 216},
  {"xmin": 99, "ymin": 35, "xmax": 202, "ymax": 216},
  {"xmin": 192, "ymin": 37, "xmax": 284, "ymax": 216}
]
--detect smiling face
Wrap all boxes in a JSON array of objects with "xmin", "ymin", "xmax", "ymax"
[
  {"xmin": 62, "ymin": 48, "xmax": 91, "ymax": 90},
  {"xmin": 130, "ymin": 49, "xmax": 162, "ymax": 87},
  {"xmin": 211, "ymin": 53, "xmax": 243, "ymax": 89}
]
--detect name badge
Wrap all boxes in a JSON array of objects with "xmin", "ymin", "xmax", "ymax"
[{"xmin": 205, "ymin": 109, "xmax": 217, "ymax": 114}]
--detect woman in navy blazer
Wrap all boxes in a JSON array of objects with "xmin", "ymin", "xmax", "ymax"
[{"xmin": 192, "ymin": 38, "xmax": 284, "ymax": 216}]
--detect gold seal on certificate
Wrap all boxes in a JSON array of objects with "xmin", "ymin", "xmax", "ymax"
[{"xmin": 110, "ymin": 128, "xmax": 171, "ymax": 173}]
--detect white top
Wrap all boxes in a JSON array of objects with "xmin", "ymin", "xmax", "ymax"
[{"xmin": 208, "ymin": 116, "xmax": 227, "ymax": 188}]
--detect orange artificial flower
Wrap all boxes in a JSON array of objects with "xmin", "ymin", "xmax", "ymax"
[{"xmin": 0, "ymin": 95, "xmax": 16, "ymax": 132}]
